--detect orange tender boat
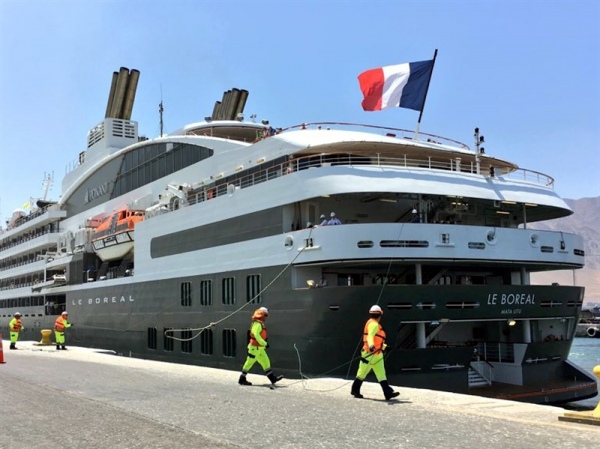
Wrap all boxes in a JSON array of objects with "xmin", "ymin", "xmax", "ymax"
[{"xmin": 91, "ymin": 208, "xmax": 144, "ymax": 261}]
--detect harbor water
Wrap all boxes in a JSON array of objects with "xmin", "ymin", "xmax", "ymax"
[{"xmin": 566, "ymin": 337, "xmax": 600, "ymax": 409}]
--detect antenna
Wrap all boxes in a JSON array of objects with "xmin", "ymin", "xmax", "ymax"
[
  {"xmin": 159, "ymin": 84, "xmax": 164, "ymax": 137},
  {"xmin": 159, "ymin": 100, "xmax": 164, "ymax": 137}
]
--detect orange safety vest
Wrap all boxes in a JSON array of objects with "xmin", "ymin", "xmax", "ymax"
[
  {"xmin": 249, "ymin": 320, "xmax": 268, "ymax": 346},
  {"xmin": 363, "ymin": 318, "xmax": 386, "ymax": 353},
  {"xmin": 54, "ymin": 316, "xmax": 67, "ymax": 332},
  {"xmin": 9, "ymin": 318, "xmax": 22, "ymax": 332}
]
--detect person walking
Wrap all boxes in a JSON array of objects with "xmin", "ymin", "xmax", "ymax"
[
  {"xmin": 54, "ymin": 311, "xmax": 73, "ymax": 350},
  {"xmin": 9, "ymin": 312, "xmax": 23, "ymax": 350},
  {"xmin": 350, "ymin": 305, "xmax": 400, "ymax": 400},
  {"xmin": 238, "ymin": 307, "xmax": 283, "ymax": 386}
]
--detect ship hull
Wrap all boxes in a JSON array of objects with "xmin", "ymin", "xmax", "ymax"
[{"xmin": 54, "ymin": 265, "xmax": 597, "ymax": 406}]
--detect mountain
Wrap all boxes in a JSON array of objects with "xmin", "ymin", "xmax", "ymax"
[{"xmin": 529, "ymin": 196, "xmax": 600, "ymax": 304}]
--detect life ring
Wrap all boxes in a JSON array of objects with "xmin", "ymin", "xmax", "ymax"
[{"xmin": 587, "ymin": 327, "xmax": 597, "ymax": 338}]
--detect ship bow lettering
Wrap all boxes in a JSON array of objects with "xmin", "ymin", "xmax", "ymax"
[
  {"xmin": 72, "ymin": 295, "xmax": 135, "ymax": 306},
  {"xmin": 487, "ymin": 293, "xmax": 535, "ymax": 305}
]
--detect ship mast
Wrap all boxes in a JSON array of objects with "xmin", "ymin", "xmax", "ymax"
[{"xmin": 41, "ymin": 172, "xmax": 54, "ymax": 201}]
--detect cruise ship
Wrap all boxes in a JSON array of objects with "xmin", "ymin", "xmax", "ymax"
[{"xmin": 1, "ymin": 67, "xmax": 597, "ymax": 405}]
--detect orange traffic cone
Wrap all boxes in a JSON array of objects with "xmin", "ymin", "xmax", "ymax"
[{"xmin": 0, "ymin": 333, "xmax": 6, "ymax": 364}]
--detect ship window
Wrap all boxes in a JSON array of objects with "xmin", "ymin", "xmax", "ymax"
[
  {"xmin": 223, "ymin": 277, "xmax": 236, "ymax": 305},
  {"xmin": 200, "ymin": 280, "xmax": 212, "ymax": 306},
  {"xmin": 181, "ymin": 329, "xmax": 192, "ymax": 353},
  {"xmin": 468, "ymin": 242, "xmax": 486, "ymax": 249},
  {"xmin": 181, "ymin": 282, "xmax": 192, "ymax": 307},
  {"xmin": 147, "ymin": 327, "xmax": 157, "ymax": 350},
  {"xmin": 540, "ymin": 246, "xmax": 554, "ymax": 253},
  {"xmin": 222, "ymin": 329, "xmax": 237, "ymax": 357},
  {"xmin": 163, "ymin": 327, "xmax": 174, "ymax": 352},
  {"xmin": 200, "ymin": 329, "xmax": 213, "ymax": 355},
  {"xmin": 380, "ymin": 240, "xmax": 429, "ymax": 248},
  {"xmin": 247, "ymin": 275, "xmax": 262, "ymax": 303}
]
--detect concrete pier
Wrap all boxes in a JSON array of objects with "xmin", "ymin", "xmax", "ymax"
[{"xmin": 1, "ymin": 339, "xmax": 599, "ymax": 448}]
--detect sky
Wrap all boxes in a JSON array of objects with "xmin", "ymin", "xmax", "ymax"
[{"xmin": 0, "ymin": 0, "xmax": 599, "ymax": 224}]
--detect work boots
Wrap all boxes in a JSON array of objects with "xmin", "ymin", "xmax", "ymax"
[
  {"xmin": 56, "ymin": 344, "xmax": 61, "ymax": 350},
  {"xmin": 238, "ymin": 374, "xmax": 252, "ymax": 386},
  {"xmin": 380, "ymin": 380, "xmax": 400, "ymax": 400},
  {"xmin": 351, "ymin": 378, "xmax": 364, "ymax": 398},
  {"xmin": 61, "ymin": 345, "xmax": 67, "ymax": 350},
  {"xmin": 9, "ymin": 343, "xmax": 16, "ymax": 350},
  {"xmin": 266, "ymin": 372, "xmax": 283, "ymax": 385}
]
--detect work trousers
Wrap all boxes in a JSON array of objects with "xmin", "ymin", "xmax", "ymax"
[
  {"xmin": 242, "ymin": 345, "xmax": 271, "ymax": 372},
  {"xmin": 55, "ymin": 331, "xmax": 66, "ymax": 344},
  {"xmin": 10, "ymin": 331, "xmax": 20, "ymax": 344},
  {"xmin": 356, "ymin": 350, "xmax": 387, "ymax": 382}
]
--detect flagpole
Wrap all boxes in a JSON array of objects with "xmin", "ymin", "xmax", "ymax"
[{"xmin": 414, "ymin": 48, "xmax": 438, "ymax": 140}]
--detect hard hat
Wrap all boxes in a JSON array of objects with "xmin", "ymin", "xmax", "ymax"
[
  {"xmin": 369, "ymin": 305, "xmax": 383, "ymax": 315},
  {"xmin": 259, "ymin": 307, "xmax": 269, "ymax": 315},
  {"xmin": 330, "ymin": 212, "xmax": 336, "ymax": 217},
  {"xmin": 62, "ymin": 311, "xmax": 69, "ymax": 315},
  {"xmin": 320, "ymin": 214, "xmax": 326, "ymax": 219},
  {"xmin": 14, "ymin": 312, "xmax": 21, "ymax": 317},
  {"xmin": 412, "ymin": 209, "xmax": 417, "ymax": 213}
]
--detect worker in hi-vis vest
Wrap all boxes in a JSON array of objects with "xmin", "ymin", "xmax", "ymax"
[
  {"xmin": 9, "ymin": 312, "xmax": 23, "ymax": 350},
  {"xmin": 238, "ymin": 307, "xmax": 284, "ymax": 386},
  {"xmin": 351, "ymin": 305, "xmax": 400, "ymax": 400},
  {"xmin": 54, "ymin": 311, "xmax": 73, "ymax": 350}
]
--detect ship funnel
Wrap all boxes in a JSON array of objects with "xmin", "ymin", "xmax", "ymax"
[
  {"xmin": 109, "ymin": 67, "xmax": 130, "ymax": 119},
  {"xmin": 121, "ymin": 69, "xmax": 140, "ymax": 120},
  {"xmin": 211, "ymin": 101, "xmax": 222, "ymax": 120},
  {"xmin": 233, "ymin": 89, "xmax": 249, "ymax": 118},
  {"xmin": 219, "ymin": 90, "xmax": 232, "ymax": 120},
  {"xmin": 208, "ymin": 88, "xmax": 249, "ymax": 121},
  {"xmin": 105, "ymin": 71, "xmax": 119, "ymax": 118},
  {"xmin": 224, "ymin": 88, "xmax": 240, "ymax": 120}
]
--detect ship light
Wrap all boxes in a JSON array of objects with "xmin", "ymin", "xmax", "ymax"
[
  {"xmin": 507, "ymin": 319, "xmax": 517, "ymax": 326},
  {"xmin": 525, "ymin": 203, "xmax": 538, "ymax": 207},
  {"xmin": 496, "ymin": 210, "xmax": 510, "ymax": 215},
  {"xmin": 501, "ymin": 200, "xmax": 517, "ymax": 204},
  {"xmin": 256, "ymin": 157, "xmax": 266, "ymax": 164}
]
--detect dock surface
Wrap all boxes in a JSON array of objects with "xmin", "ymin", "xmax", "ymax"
[{"xmin": 1, "ymin": 340, "xmax": 598, "ymax": 448}]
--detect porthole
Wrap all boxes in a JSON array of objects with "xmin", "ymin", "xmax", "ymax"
[
  {"xmin": 284, "ymin": 235, "xmax": 294, "ymax": 250},
  {"xmin": 530, "ymin": 233, "xmax": 539, "ymax": 247}
]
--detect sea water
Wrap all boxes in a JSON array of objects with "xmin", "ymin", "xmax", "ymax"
[{"xmin": 566, "ymin": 337, "xmax": 600, "ymax": 409}]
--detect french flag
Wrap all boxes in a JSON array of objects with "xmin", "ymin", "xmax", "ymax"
[{"xmin": 358, "ymin": 60, "xmax": 434, "ymax": 112}]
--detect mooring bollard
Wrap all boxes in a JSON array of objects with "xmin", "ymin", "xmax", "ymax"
[{"xmin": 558, "ymin": 365, "xmax": 600, "ymax": 426}]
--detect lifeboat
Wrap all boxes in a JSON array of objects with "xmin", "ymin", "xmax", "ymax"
[{"xmin": 91, "ymin": 208, "xmax": 144, "ymax": 261}]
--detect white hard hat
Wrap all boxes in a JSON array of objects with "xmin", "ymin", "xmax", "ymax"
[
  {"xmin": 330, "ymin": 212, "xmax": 336, "ymax": 217},
  {"xmin": 412, "ymin": 209, "xmax": 417, "ymax": 213},
  {"xmin": 259, "ymin": 307, "xmax": 269, "ymax": 315},
  {"xmin": 369, "ymin": 305, "xmax": 383, "ymax": 315},
  {"xmin": 320, "ymin": 214, "xmax": 326, "ymax": 219},
  {"xmin": 14, "ymin": 312, "xmax": 21, "ymax": 316},
  {"xmin": 62, "ymin": 311, "xmax": 69, "ymax": 315}
]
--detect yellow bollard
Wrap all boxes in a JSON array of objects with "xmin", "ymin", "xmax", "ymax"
[
  {"xmin": 34, "ymin": 329, "xmax": 54, "ymax": 346},
  {"xmin": 593, "ymin": 366, "xmax": 600, "ymax": 418},
  {"xmin": 559, "ymin": 365, "xmax": 600, "ymax": 426}
]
